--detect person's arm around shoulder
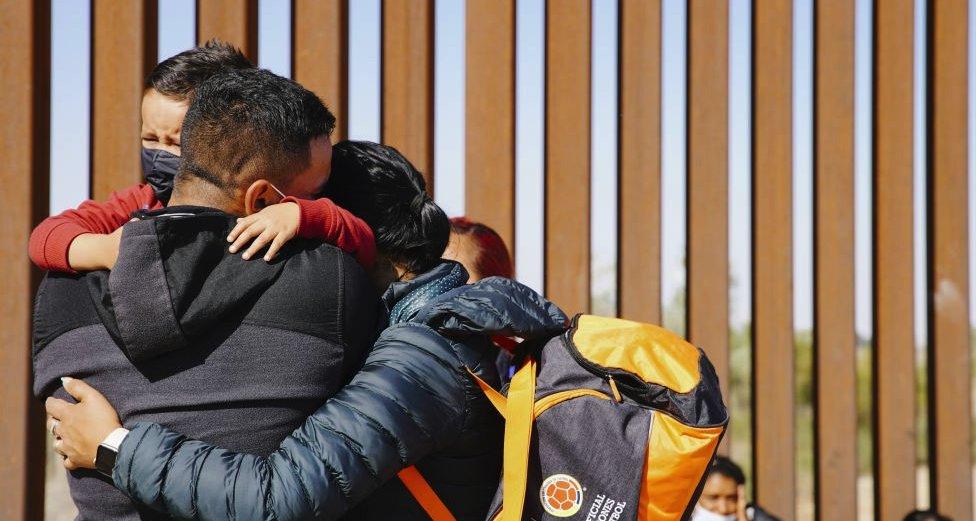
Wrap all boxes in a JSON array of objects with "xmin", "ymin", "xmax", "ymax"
[
  {"xmin": 285, "ymin": 196, "xmax": 376, "ymax": 269},
  {"xmin": 47, "ymin": 324, "xmax": 474, "ymax": 521},
  {"xmin": 226, "ymin": 198, "xmax": 376, "ymax": 268},
  {"xmin": 28, "ymin": 184, "xmax": 157, "ymax": 272}
]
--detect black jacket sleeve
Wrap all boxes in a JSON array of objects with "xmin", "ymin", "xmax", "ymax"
[
  {"xmin": 419, "ymin": 276, "xmax": 568, "ymax": 339},
  {"xmin": 113, "ymin": 323, "xmax": 471, "ymax": 521}
]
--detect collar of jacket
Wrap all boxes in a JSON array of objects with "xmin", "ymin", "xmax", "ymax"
[
  {"xmin": 383, "ymin": 260, "xmax": 468, "ymax": 325},
  {"xmin": 132, "ymin": 205, "xmax": 233, "ymax": 220}
]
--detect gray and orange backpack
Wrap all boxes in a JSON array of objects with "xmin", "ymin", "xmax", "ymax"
[{"xmin": 399, "ymin": 314, "xmax": 729, "ymax": 520}]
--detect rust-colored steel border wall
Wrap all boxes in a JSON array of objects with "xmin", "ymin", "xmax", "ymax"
[
  {"xmin": 873, "ymin": 1, "xmax": 919, "ymax": 519},
  {"xmin": 618, "ymin": 0, "xmax": 662, "ymax": 325},
  {"xmin": 813, "ymin": 1, "xmax": 858, "ymax": 519},
  {"xmin": 197, "ymin": 0, "xmax": 258, "ymax": 61},
  {"xmin": 752, "ymin": 0, "xmax": 795, "ymax": 515},
  {"xmin": 91, "ymin": 0, "xmax": 157, "ymax": 201},
  {"xmin": 465, "ymin": 0, "xmax": 516, "ymax": 257},
  {"xmin": 0, "ymin": 3, "xmax": 971, "ymax": 520},
  {"xmin": 544, "ymin": 0, "xmax": 592, "ymax": 317},
  {"xmin": 0, "ymin": 1, "xmax": 49, "ymax": 519},
  {"xmin": 926, "ymin": 1, "xmax": 972, "ymax": 520},
  {"xmin": 294, "ymin": 0, "xmax": 348, "ymax": 142},
  {"xmin": 382, "ymin": 0, "xmax": 434, "ymax": 195},
  {"xmin": 687, "ymin": 0, "xmax": 730, "ymax": 422}
]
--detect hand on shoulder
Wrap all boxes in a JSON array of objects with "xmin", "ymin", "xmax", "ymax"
[{"xmin": 227, "ymin": 201, "xmax": 301, "ymax": 262}]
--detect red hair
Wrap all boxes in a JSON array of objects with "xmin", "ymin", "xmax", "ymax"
[{"xmin": 449, "ymin": 217, "xmax": 514, "ymax": 279}]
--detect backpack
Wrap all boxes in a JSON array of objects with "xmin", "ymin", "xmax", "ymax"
[{"xmin": 398, "ymin": 314, "xmax": 729, "ymax": 521}]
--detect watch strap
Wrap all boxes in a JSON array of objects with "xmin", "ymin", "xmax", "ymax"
[
  {"xmin": 100, "ymin": 427, "xmax": 130, "ymax": 451},
  {"xmin": 94, "ymin": 427, "xmax": 130, "ymax": 477}
]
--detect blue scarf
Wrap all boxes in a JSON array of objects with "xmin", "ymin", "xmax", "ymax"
[{"xmin": 388, "ymin": 262, "xmax": 467, "ymax": 325}]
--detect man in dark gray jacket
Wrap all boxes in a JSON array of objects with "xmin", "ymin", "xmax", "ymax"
[{"xmin": 33, "ymin": 69, "xmax": 376, "ymax": 520}]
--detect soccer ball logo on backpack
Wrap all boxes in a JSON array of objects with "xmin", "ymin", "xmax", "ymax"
[{"xmin": 540, "ymin": 474, "xmax": 584, "ymax": 517}]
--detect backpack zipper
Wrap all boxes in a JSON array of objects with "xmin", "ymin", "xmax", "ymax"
[
  {"xmin": 607, "ymin": 374, "xmax": 622, "ymax": 403},
  {"xmin": 562, "ymin": 330, "xmax": 630, "ymax": 404},
  {"xmin": 534, "ymin": 389, "xmax": 613, "ymax": 417}
]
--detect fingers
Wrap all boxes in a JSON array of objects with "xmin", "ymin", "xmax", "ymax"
[
  {"xmin": 61, "ymin": 376, "xmax": 91, "ymax": 401},
  {"xmin": 241, "ymin": 230, "xmax": 275, "ymax": 261},
  {"xmin": 58, "ymin": 446, "xmax": 80, "ymax": 471},
  {"xmin": 52, "ymin": 438, "xmax": 78, "ymax": 470},
  {"xmin": 46, "ymin": 394, "xmax": 101, "ymax": 471},
  {"xmin": 228, "ymin": 219, "xmax": 264, "ymax": 254},
  {"xmin": 227, "ymin": 216, "xmax": 256, "ymax": 246},
  {"xmin": 263, "ymin": 233, "xmax": 290, "ymax": 262},
  {"xmin": 45, "ymin": 397, "xmax": 72, "ymax": 420},
  {"xmin": 227, "ymin": 203, "xmax": 300, "ymax": 261},
  {"xmin": 63, "ymin": 458, "xmax": 79, "ymax": 471}
]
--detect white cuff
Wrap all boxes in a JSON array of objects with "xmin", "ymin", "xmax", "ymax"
[{"xmin": 100, "ymin": 427, "xmax": 130, "ymax": 451}]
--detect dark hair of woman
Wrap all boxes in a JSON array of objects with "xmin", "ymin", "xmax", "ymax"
[
  {"xmin": 323, "ymin": 140, "xmax": 450, "ymax": 276},
  {"xmin": 709, "ymin": 455, "xmax": 746, "ymax": 485}
]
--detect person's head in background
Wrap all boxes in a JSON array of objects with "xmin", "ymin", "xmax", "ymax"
[
  {"xmin": 169, "ymin": 68, "xmax": 335, "ymax": 216},
  {"xmin": 903, "ymin": 510, "xmax": 952, "ymax": 521},
  {"xmin": 444, "ymin": 217, "xmax": 514, "ymax": 282},
  {"xmin": 324, "ymin": 140, "xmax": 450, "ymax": 290},
  {"xmin": 694, "ymin": 455, "xmax": 745, "ymax": 520},
  {"xmin": 142, "ymin": 39, "xmax": 254, "ymax": 202}
]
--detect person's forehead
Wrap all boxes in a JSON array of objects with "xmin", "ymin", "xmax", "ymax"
[
  {"xmin": 142, "ymin": 90, "xmax": 188, "ymax": 128},
  {"xmin": 702, "ymin": 473, "xmax": 738, "ymax": 492}
]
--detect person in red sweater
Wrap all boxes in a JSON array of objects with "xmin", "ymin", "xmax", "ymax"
[
  {"xmin": 30, "ymin": 40, "xmax": 253, "ymax": 273},
  {"xmin": 29, "ymin": 41, "xmax": 374, "ymax": 272}
]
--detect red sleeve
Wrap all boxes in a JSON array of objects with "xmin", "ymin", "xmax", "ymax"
[
  {"xmin": 28, "ymin": 184, "xmax": 161, "ymax": 273},
  {"xmin": 283, "ymin": 196, "xmax": 377, "ymax": 269}
]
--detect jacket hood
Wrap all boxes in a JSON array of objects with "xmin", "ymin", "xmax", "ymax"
[
  {"xmin": 92, "ymin": 206, "xmax": 294, "ymax": 362},
  {"xmin": 383, "ymin": 261, "xmax": 568, "ymax": 342}
]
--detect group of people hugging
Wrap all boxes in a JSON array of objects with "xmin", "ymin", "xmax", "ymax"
[
  {"xmin": 34, "ymin": 40, "xmax": 552, "ymax": 520},
  {"xmin": 32, "ymin": 40, "xmax": 801, "ymax": 521}
]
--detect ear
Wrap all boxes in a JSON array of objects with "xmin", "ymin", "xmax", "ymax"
[{"xmin": 243, "ymin": 179, "xmax": 275, "ymax": 216}]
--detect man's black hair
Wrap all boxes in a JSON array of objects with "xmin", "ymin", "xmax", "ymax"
[
  {"xmin": 178, "ymin": 68, "xmax": 336, "ymax": 190},
  {"xmin": 324, "ymin": 141, "xmax": 449, "ymax": 275},
  {"xmin": 709, "ymin": 455, "xmax": 746, "ymax": 485},
  {"xmin": 146, "ymin": 39, "xmax": 254, "ymax": 101}
]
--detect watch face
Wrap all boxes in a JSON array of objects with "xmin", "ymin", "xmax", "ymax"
[{"xmin": 95, "ymin": 444, "xmax": 118, "ymax": 477}]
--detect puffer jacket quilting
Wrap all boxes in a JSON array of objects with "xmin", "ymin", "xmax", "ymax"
[{"xmin": 113, "ymin": 262, "xmax": 567, "ymax": 520}]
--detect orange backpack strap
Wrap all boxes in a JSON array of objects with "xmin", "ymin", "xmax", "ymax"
[
  {"xmin": 398, "ymin": 466, "xmax": 457, "ymax": 521},
  {"xmin": 499, "ymin": 357, "xmax": 537, "ymax": 521},
  {"xmin": 465, "ymin": 366, "xmax": 508, "ymax": 417}
]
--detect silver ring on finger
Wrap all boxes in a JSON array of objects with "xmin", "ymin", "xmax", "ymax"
[{"xmin": 50, "ymin": 419, "xmax": 60, "ymax": 438}]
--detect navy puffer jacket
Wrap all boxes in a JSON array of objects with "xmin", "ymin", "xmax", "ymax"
[{"xmin": 112, "ymin": 261, "xmax": 567, "ymax": 520}]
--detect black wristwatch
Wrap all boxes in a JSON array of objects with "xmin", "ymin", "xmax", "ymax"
[{"xmin": 94, "ymin": 428, "xmax": 129, "ymax": 478}]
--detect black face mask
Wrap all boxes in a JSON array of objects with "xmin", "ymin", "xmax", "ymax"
[{"xmin": 141, "ymin": 148, "xmax": 182, "ymax": 204}]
